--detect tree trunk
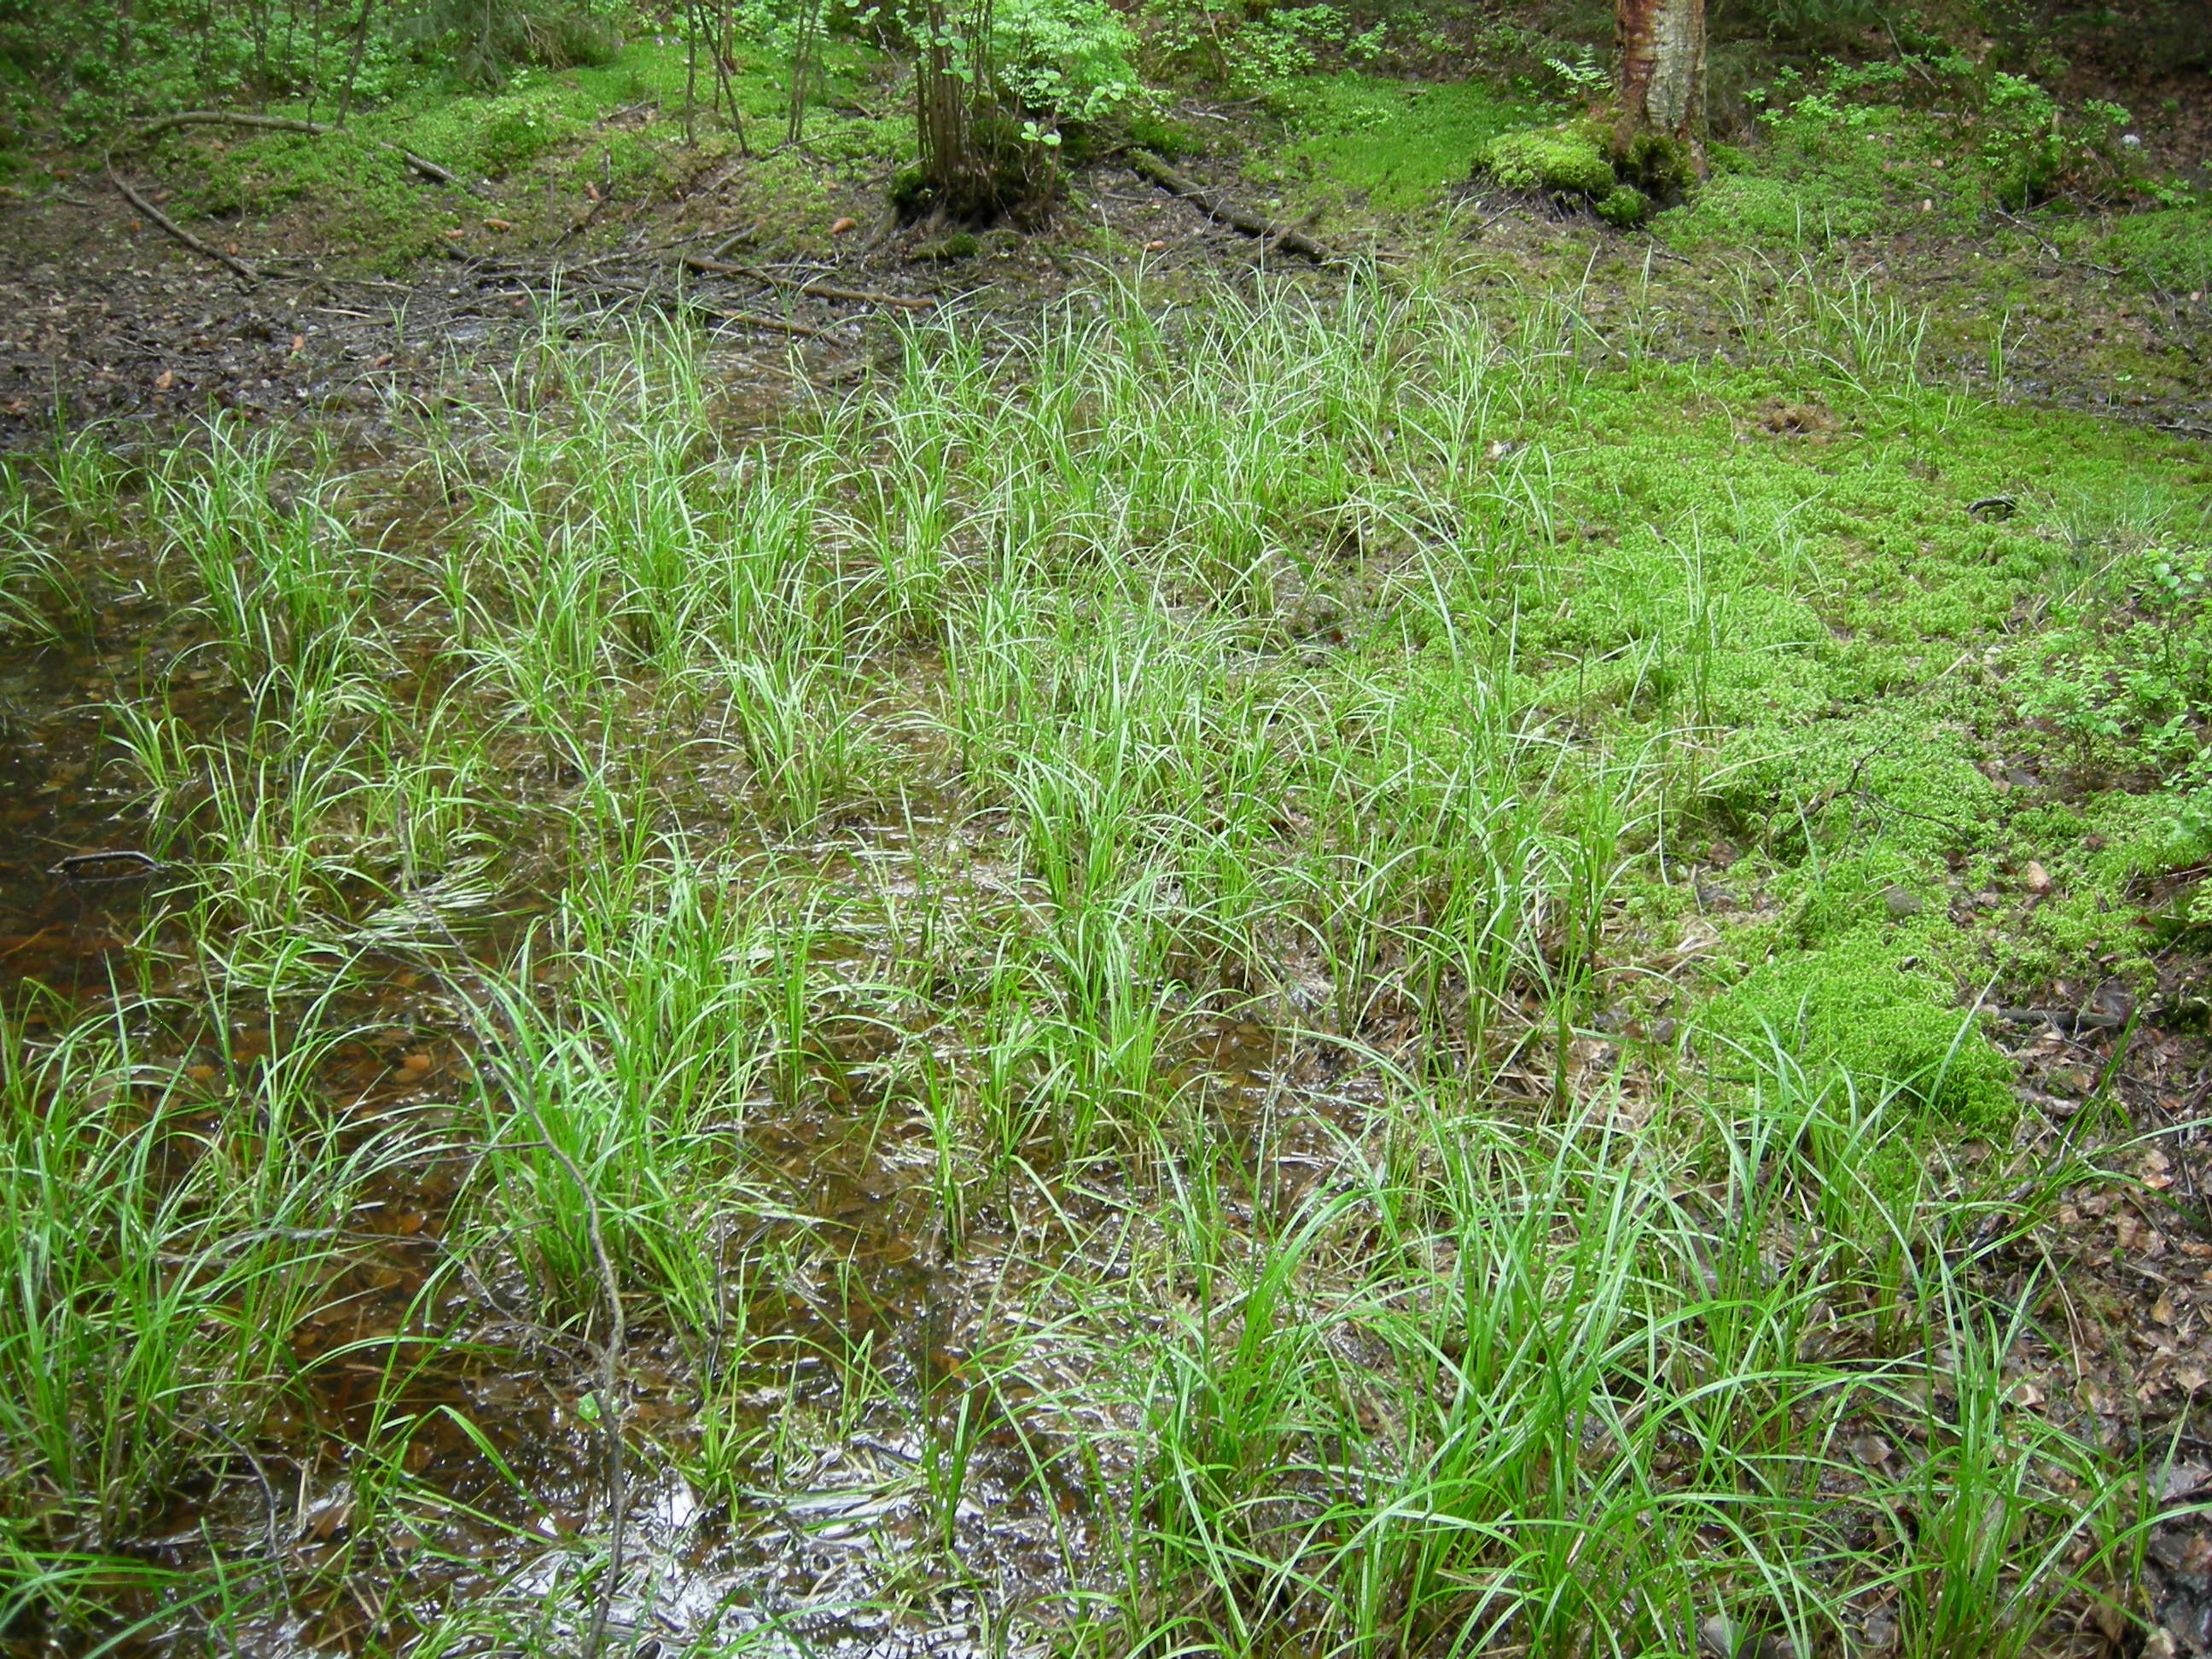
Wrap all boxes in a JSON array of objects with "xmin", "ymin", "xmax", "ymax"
[{"xmin": 1614, "ymin": 0, "xmax": 1705, "ymax": 158}]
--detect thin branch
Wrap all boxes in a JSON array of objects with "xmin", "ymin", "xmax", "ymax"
[{"xmin": 679, "ymin": 253, "xmax": 936, "ymax": 309}]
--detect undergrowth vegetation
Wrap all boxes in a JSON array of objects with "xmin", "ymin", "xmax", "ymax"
[{"xmin": 1, "ymin": 255, "xmax": 2206, "ymax": 1653}]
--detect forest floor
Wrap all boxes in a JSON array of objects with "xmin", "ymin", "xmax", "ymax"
[{"xmin": 3, "ymin": 38, "xmax": 2212, "ymax": 1659}]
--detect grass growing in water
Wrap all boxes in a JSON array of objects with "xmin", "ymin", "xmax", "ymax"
[{"xmin": 1, "ymin": 263, "xmax": 2204, "ymax": 1654}]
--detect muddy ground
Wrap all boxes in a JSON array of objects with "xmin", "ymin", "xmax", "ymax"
[
  {"xmin": 6, "ymin": 126, "xmax": 2211, "ymax": 451},
  {"xmin": 6, "ymin": 107, "xmax": 2212, "ymax": 1656}
]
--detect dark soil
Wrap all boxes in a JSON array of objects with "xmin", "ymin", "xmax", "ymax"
[{"xmin": 7, "ymin": 105, "xmax": 2212, "ymax": 1654}]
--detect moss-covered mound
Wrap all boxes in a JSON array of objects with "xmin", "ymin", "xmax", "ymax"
[
  {"xmin": 1703, "ymin": 932, "xmax": 2017, "ymax": 1135},
  {"xmin": 1475, "ymin": 117, "xmax": 1697, "ymax": 228},
  {"xmin": 1480, "ymin": 120, "xmax": 1619, "ymax": 197}
]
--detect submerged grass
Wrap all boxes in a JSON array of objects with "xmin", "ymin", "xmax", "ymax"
[{"xmin": 0, "ymin": 259, "xmax": 2205, "ymax": 1655}]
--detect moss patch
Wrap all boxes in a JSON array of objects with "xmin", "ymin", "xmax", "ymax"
[
  {"xmin": 1479, "ymin": 119, "xmax": 1615, "ymax": 195},
  {"xmin": 1250, "ymin": 73, "xmax": 1541, "ymax": 212},
  {"xmin": 1703, "ymin": 931, "xmax": 2015, "ymax": 1133}
]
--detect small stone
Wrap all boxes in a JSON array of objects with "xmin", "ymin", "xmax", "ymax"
[
  {"xmin": 2023, "ymin": 859, "xmax": 2052, "ymax": 894},
  {"xmin": 1883, "ymin": 885, "xmax": 1923, "ymax": 918}
]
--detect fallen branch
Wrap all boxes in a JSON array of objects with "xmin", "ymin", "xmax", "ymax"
[
  {"xmin": 108, "ymin": 109, "xmax": 459, "ymax": 283},
  {"xmin": 1126, "ymin": 148, "xmax": 1335, "ymax": 264},
  {"xmin": 127, "ymin": 109, "xmax": 457, "ymax": 185},
  {"xmin": 679, "ymin": 253, "xmax": 935, "ymax": 310},
  {"xmin": 103, "ymin": 158, "xmax": 259, "ymax": 282}
]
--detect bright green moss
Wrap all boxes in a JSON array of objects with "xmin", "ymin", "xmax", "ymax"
[
  {"xmin": 1597, "ymin": 183, "xmax": 1651, "ymax": 226},
  {"xmin": 1479, "ymin": 121, "xmax": 1616, "ymax": 196},
  {"xmin": 1705, "ymin": 930, "xmax": 2016, "ymax": 1134},
  {"xmin": 1254, "ymin": 73, "xmax": 1541, "ymax": 210}
]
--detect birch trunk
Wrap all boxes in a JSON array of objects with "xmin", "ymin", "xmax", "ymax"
[{"xmin": 1614, "ymin": 0, "xmax": 1706, "ymax": 157}]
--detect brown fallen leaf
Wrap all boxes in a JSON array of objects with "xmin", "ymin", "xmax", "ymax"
[
  {"xmin": 154, "ymin": 368, "xmax": 173, "ymax": 390},
  {"xmin": 2153, "ymin": 1289, "xmax": 2177, "ymax": 1324},
  {"xmin": 830, "ymin": 215, "xmax": 859, "ymax": 235},
  {"xmin": 2163, "ymin": 1462, "xmax": 2212, "ymax": 1501},
  {"xmin": 302, "ymin": 1493, "xmax": 353, "ymax": 1540},
  {"xmin": 1850, "ymin": 1432, "xmax": 1895, "ymax": 1468}
]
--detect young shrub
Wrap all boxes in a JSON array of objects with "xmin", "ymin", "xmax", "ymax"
[{"xmin": 903, "ymin": 0, "xmax": 1143, "ymax": 220}]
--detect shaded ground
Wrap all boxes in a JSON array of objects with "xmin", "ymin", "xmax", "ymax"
[
  {"xmin": 6, "ymin": 70, "xmax": 2212, "ymax": 1659},
  {"xmin": 7, "ymin": 100, "xmax": 2212, "ymax": 450}
]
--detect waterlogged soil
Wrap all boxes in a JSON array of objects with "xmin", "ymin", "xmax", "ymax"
[
  {"xmin": 10, "ymin": 125, "xmax": 2212, "ymax": 1659},
  {"xmin": 9, "ymin": 129, "xmax": 2212, "ymax": 452}
]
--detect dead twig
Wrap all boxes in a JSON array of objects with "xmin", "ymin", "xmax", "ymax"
[
  {"xmin": 1126, "ymin": 148, "xmax": 1336, "ymax": 264},
  {"xmin": 679, "ymin": 253, "xmax": 935, "ymax": 309}
]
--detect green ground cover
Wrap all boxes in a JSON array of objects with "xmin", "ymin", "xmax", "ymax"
[
  {"xmin": 4, "ymin": 3, "xmax": 2212, "ymax": 1650},
  {"xmin": 1251, "ymin": 72, "xmax": 1545, "ymax": 211},
  {"xmin": 2, "ymin": 253, "xmax": 2205, "ymax": 1653}
]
